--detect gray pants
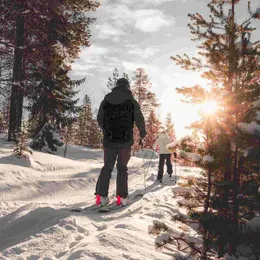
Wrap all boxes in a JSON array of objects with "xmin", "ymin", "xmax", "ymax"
[{"xmin": 95, "ymin": 147, "xmax": 131, "ymax": 198}]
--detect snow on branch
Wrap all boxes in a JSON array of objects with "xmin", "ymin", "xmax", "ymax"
[
  {"xmin": 21, "ymin": 10, "xmax": 30, "ymax": 14},
  {"xmin": 149, "ymin": 220, "xmax": 203, "ymax": 259},
  {"xmin": 238, "ymin": 121, "xmax": 260, "ymax": 134},
  {"xmin": 253, "ymin": 99, "xmax": 260, "ymax": 108},
  {"xmin": 179, "ymin": 150, "xmax": 202, "ymax": 162},
  {"xmin": 256, "ymin": 111, "xmax": 260, "ymax": 121},
  {"xmin": 250, "ymin": 76, "xmax": 260, "ymax": 85},
  {"xmin": 202, "ymin": 155, "xmax": 214, "ymax": 163}
]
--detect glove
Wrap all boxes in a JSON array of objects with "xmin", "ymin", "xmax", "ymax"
[{"xmin": 173, "ymin": 152, "xmax": 177, "ymax": 162}]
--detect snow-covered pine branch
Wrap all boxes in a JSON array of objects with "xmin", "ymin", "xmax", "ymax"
[
  {"xmin": 202, "ymin": 155, "xmax": 214, "ymax": 164},
  {"xmin": 179, "ymin": 150, "xmax": 202, "ymax": 162},
  {"xmin": 238, "ymin": 121, "xmax": 260, "ymax": 135}
]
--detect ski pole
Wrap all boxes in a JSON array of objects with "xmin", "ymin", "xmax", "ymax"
[
  {"xmin": 139, "ymin": 138, "xmax": 147, "ymax": 189},
  {"xmin": 143, "ymin": 151, "xmax": 154, "ymax": 190},
  {"xmin": 143, "ymin": 156, "xmax": 146, "ymax": 189},
  {"xmin": 173, "ymin": 152, "xmax": 177, "ymax": 183}
]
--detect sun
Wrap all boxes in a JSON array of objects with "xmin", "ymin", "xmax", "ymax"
[{"xmin": 199, "ymin": 101, "xmax": 218, "ymax": 114}]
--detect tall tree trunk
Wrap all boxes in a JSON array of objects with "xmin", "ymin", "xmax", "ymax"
[
  {"xmin": 33, "ymin": 119, "xmax": 46, "ymax": 138},
  {"xmin": 63, "ymin": 126, "xmax": 68, "ymax": 158},
  {"xmin": 8, "ymin": 11, "xmax": 25, "ymax": 141},
  {"xmin": 230, "ymin": 154, "xmax": 242, "ymax": 255},
  {"xmin": 204, "ymin": 129, "xmax": 212, "ymax": 214},
  {"xmin": 218, "ymin": 1, "xmax": 237, "ymax": 255},
  {"xmin": 218, "ymin": 1, "xmax": 236, "ymax": 251},
  {"xmin": 204, "ymin": 166, "xmax": 212, "ymax": 214}
]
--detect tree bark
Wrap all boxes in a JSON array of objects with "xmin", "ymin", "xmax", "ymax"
[
  {"xmin": 8, "ymin": 10, "xmax": 25, "ymax": 141},
  {"xmin": 230, "ymin": 155, "xmax": 242, "ymax": 255},
  {"xmin": 204, "ymin": 166, "xmax": 212, "ymax": 214}
]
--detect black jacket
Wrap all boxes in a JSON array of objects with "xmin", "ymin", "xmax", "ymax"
[{"xmin": 97, "ymin": 86, "xmax": 146, "ymax": 148}]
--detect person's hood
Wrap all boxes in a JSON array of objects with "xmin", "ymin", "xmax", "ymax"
[{"xmin": 105, "ymin": 86, "xmax": 133, "ymax": 104}]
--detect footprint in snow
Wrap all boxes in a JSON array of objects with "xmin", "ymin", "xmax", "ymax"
[
  {"xmin": 59, "ymin": 219, "xmax": 89, "ymax": 235},
  {"xmin": 69, "ymin": 241, "xmax": 79, "ymax": 249},
  {"xmin": 56, "ymin": 251, "xmax": 68, "ymax": 259},
  {"xmin": 114, "ymin": 223, "xmax": 127, "ymax": 229},
  {"xmin": 75, "ymin": 235, "xmax": 84, "ymax": 241},
  {"xmin": 27, "ymin": 255, "xmax": 40, "ymax": 260},
  {"xmin": 91, "ymin": 222, "xmax": 108, "ymax": 231}
]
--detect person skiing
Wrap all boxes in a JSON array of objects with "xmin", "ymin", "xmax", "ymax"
[
  {"xmin": 153, "ymin": 130, "xmax": 173, "ymax": 182},
  {"xmin": 95, "ymin": 78, "xmax": 146, "ymax": 207}
]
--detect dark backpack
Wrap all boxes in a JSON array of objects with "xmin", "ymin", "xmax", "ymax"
[{"xmin": 103, "ymin": 99, "xmax": 134, "ymax": 143}]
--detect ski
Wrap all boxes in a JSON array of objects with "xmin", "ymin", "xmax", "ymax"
[
  {"xmin": 70, "ymin": 193, "xmax": 144, "ymax": 213},
  {"xmin": 98, "ymin": 193, "xmax": 144, "ymax": 213},
  {"xmin": 71, "ymin": 203, "xmax": 102, "ymax": 212},
  {"xmin": 71, "ymin": 201, "xmax": 112, "ymax": 212}
]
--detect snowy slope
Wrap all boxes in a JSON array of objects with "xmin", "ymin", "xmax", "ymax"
[{"xmin": 1, "ymin": 138, "xmax": 252, "ymax": 260}]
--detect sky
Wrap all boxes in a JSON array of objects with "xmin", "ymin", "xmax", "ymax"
[{"xmin": 69, "ymin": 0, "xmax": 260, "ymax": 140}]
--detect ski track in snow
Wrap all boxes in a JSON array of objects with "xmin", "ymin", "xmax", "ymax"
[{"xmin": 0, "ymin": 139, "xmax": 205, "ymax": 259}]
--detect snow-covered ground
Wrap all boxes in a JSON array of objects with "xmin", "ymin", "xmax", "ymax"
[{"xmin": 0, "ymin": 137, "xmax": 257, "ymax": 260}]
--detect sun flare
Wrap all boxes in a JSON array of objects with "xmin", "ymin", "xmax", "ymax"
[{"xmin": 199, "ymin": 101, "xmax": 218, "ymax": 114}]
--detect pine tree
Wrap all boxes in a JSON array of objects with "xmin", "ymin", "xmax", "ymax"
[
  {"xmin": 2, "ymin": 0, "xmax": 100, "ymax": 141},
  {"xmin": 89, "ymin": 119, "xmax": 103, "ymax": 148},
  {"xmin": 145, "ymin": 110, "xmax": 161, "ymax": 149},
  {"xmin": 131, "ymin": 68, "xmax": 159, "ymax": 118},
  {"xmin": 0, "ymin": 112, "xmax": 4, "ymax": 134},
  {"xmin": 107, "ymin": 68, "xmax": 131, "ymax": 89},
  {"xmin": 61, "ymin": 121, "xmax": 78, "ymax": 146},
  {"xmin": 26, "ymin": 0, "xmax": 100, "ymax": 147},
  {"xmin": 29, "ymin": 60, "xmax": 84, "ymax": 138},
  {"xmin": 30, "ymin": 123, "xmax": 64, "ymax": 152},
  {"xmin": 90, "ymin": 108, "xmax": 103, "ymax": 148},
  {"xmin": 131, "ymin": 68, "xmax": 160, "ymax": 153},
  {"xmin": 75, "ymin": 94, "xmax": 93, "ymax": 146},
  {"xmin": 0, "ymin": 1, "xmax": 14, "ymax": 137},
  {"xmin": 165, "ymin": 112, "xmax": 176, "ymax": 142},
  {"xmin": 122, "ymin": 72, "xmax": 131, "ymax": 85},
  {"xmin": 67, "ymin": 94, "xmax": 102, "ymax": 148},
  {"xmin": 0, "ymin": 53, "xmax": 13, "ymax": 101},
  {"xmin": 8, "ymin": 2, "xmax": 25, "ymax": 141},
  {"xmin": 13, "ymin": 131, "xmax": 33, "ymax": 158},
  {"xmin": 107, "ymin": 68, "xmax": 119, "ymax": 89},
  {"xmin": 171, "ymin": 0, "xmax": 260, "ymax": 257},
  {"xmin": 0, "ymin": 100, "xmax": 9, "ymax": 134}
]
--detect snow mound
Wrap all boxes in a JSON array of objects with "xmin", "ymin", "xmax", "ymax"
[
  {"xmin": 0, "ymin": 140, "xmax": 212, "ymax": 259},
  {"xmin": 0, "ymin": 150, "xmax": 85, "ymax": 174}
]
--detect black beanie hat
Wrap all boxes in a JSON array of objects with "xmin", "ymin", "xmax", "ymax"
[{"xmin": 116, "ymin": 78, "xmax": 130, "ymax": 88}]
